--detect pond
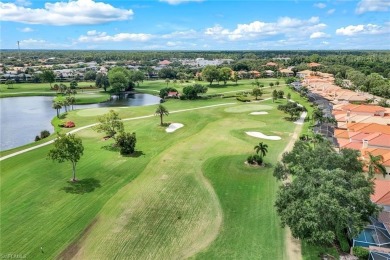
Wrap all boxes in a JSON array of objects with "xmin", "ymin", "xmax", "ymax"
[{"xmin": 0, "ymin": 93, "xmax": 161, "ymax": 151}]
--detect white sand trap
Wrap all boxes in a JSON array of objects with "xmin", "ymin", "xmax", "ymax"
[
  {"xmin": 250, "ymin": 111, "xmax": 269, "ymax": 115},
  {"xmin": 245, "ymin": 131, "xmax": 281, "ymax": 140},
  {"xmin": 166, "ymin": 123, "xmax": 184, "ymax": 133}
]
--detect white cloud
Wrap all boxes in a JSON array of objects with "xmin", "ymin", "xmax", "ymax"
[
  {"xmin": 14, "ymin": 0, "xmax": 31, "ymax": 6},
  {"xmin": 204, "ymin": 16, "xmax": 325, "ymax": 41},
  {"xmin": 336, "ymin": 23, "xmax": 390, "ymax": 36},
  {"xmin": 314, "ymin": 3, "xmax": 326, "ymax": 9},
  {"xmin": 159, "ymin": 0, "xmax": 203, "ymax": 5},
  {"xmin": 19, "ymin": 38, "xmax": 74, "ymax": 48},
  {"xmin": 310, "ymin": 32, "xmax": 330, "ymax": 39},
  {"xmin": 327, "ymin": 9, "xmax": 335, "ymax": 15},
  {"xmin": 19, "ymin": 27, "xmax": 33, "ymax": 32},
  {"xmin": 162, "ymin": 29, "xmax": 198, "ymax": 39},
  {"xmin": 356, "ymin": 0, "xmax": 390, "ymax": 14},
  {"xmin": 0, "ymin": 0, "xmax": 134, "ymax": 25},
  {"xmin": 78, "ymin": 31, "xmax": 153, "ymax": 42}
]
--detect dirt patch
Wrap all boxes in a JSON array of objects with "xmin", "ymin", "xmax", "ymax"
[{"xmin": 57, "ymin": 218, "xmax": 98, "ymax": 260}]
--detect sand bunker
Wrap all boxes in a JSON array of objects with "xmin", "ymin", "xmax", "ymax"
[
  {"xmin": 250, "ymin": 111, "xmax": 269, "ymax": 115},
  {"xmin": 166, "ymin": 123, "xmax": 184, "ymax": 133},
  {"xmin": 245, "ymin": 131, "xmax": 281, "ymax": 140}
]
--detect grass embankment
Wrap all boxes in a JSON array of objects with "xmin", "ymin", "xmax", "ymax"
[
  {"xmin": 54, "ymin": 92, "xmax": 110, "ymax": 105},
  {"xmin": 1, "ymin": 94, "xmax": 294, "ymax": 259}
]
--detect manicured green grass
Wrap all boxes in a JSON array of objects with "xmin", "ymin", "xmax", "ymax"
[
  {"xmin": 54, "ymin": 92, "xmax": 110, "ymax": 104},
  {"xmin": 1, "ymin": 96, "xmax": 295, "ymax": 259},
  {"xmin": 136, "ymin": 78, "xmax": 286, "ymax": 96},
  {"xmin": 0, "ymin": 81, "xmax": 97, "ymax": 97}
]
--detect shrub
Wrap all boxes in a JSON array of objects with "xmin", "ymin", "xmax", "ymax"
[
  {"xmin": 247, "ymin": 154, "xmax": 263, "ymax": 165},
  {"xmin": 115, "ymin": 132, "xmax": 137, "ymax": 155},
  {"xmin": 353, "ymin": 247, "xmax": 369, "ymax": 260},
  {"xmin": 35, "ymin": 135, "xmax": 41, "ymax": 142},
  {"xmin": 40, "ymin": 130, "xmax": 50, "ymax": 139},
  {"xmin": 236, "ymin": 96, "xmax": 251, "ymax": 102},
  {"xmin": 336, "ymin": 228, "xmax": 350, "ymax": 253},
  {"xmin": 64, "ymin": 121, "xmax": 75, "ymax": 128}
]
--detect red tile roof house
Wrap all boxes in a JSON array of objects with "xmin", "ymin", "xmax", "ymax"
[
  {"xmin": 158, "ymin": 60, "xmax": 171, "ymax": 66},
  {"xmin": 361, "ymin": 149, "xmax": 390, "ymax": 178},
  {"xmin": 334, "ymin": 123, "xmax": 390, "ymax": 151},
  {"xmin": 265, "ymin": 62, "xmax": 278, "ymax": 67}
]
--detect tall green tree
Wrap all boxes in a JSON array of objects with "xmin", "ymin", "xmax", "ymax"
[
  {"xmin": 275, "ymin": 168, "xmax": 378, "ymax": 245},
  {"xmin": 252, "ymin": 87, "xmax": 263, "ymax": 100},
  {"xmin": 272, "ymin": 89, "xmax": 278, "ymax": 102},
  {"xmin": 66, "ymin": 96, "xmax": 75, "ymax": 110},
  {"xmin": 48, "ymin": 133, "xmax": 84, "ymax": 182},
  {"xmin": 202, "ymin": 65, "xmax": 219, "ymax": 85},
  {"xmin": 254, "ymin": 142, "xmax": 268, "ymax": 157},
  {"xmin": 219, "ymin": 67, "xmax": 231, "ymax": 85},
  {"xmin": 155, "ymin": 104, "xmax": 169, "ymax": 126},
  {"xmin": 95, "ymin": 73, "xmax": 110, "ymax": 91},
  {"xmin": 129, "ymin": 70, "xmax": 145, "ymax": 86},
  {"xmin": 93, "ymin": 110, "xmax": 124, "ymax": 138},
  {"xmin": 275, "ymin": 141, "xmax": 379, "ymax": 245},
  {"xmin": 52, "ymin": 101, "xmax": 62, "ymax": 118},
  {"xmin": 40, "ymin": 70, "xmax": 56, "ymax": 88},
  {"xmin": 231, "ymin": 71, "xmax": 239, "ymax": 85}
]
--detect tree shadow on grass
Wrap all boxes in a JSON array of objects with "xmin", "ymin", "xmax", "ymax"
[
  {"xmin": 61, "ymin": 178, "xmax": 101, "ymax": 194},
  {"xmin": 122, "ymin": 150, "xmax": 145, "ymax": 158},
  {"xmin": 101, "ymin": 144, "xmax": 119, "ymax": 152}
]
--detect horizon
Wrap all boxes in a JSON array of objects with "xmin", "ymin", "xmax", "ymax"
[{"xmin": 1, "ymin": 0, "xmax": 389, "ymax": 50}]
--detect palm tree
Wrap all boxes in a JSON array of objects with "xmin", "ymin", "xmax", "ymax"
[
  {"xmin": 367, "ymin": 153, "xmax": 387, "ymax": 178},
  {"xmin": 52, "ymin": 101, "xmax": 62, "ymax": 118},
  {"xmin": 155, "ymin": 104, "xmax": 169, "ymax": 126},
  {"xmin": 254, "ymin": 142, "xmax": 268, "ymax": 157},
  {"xmin": 66, "ymin": 96, "xmax": 75, "ymax": 110},
  {"xmin": 64, "ymin": 87, "xmax": 72, "ymax": 96}
]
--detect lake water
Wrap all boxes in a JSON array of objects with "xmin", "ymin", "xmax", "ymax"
[{"xmin": 0, "ymin": 94, "xmax": 161, "ymax": 151}]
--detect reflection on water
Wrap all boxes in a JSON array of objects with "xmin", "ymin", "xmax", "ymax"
[{"xmin": 0, "ymin": 94, "xmax": 160, "ymax": 151}]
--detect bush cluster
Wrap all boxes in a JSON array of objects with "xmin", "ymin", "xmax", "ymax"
[
  {"xmin": 35, "ymin": 130, "xmax": 50, "ymax": 142},
  {"xmin": 247, "ymin": 154, "xmax": 263, "ymax": 165},
  {"xmin": 237, "ymin": 96, "xmax": 251, "ymax": 102},
  {"xmin": 352, "ymin": 247, "xmax": 369, "ymax": 260}
]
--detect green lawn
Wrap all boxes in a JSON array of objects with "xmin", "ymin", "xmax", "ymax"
[
  {"xmin": 0, "ymin": 81, "xmax": 98, "ymax": 96},
  {"xmin": 1, "ymin": 87, "xmax": 303, "ymax": 259},
  {"xmin": 54, "ymin": 92, "xmax": 110, "ymax": 104},
  {"xmin": 0, "ymin": 85, "xmax": 316, "ymax": 259},
  {"xmin": 136, "ymin": 78, "xmax": 286, "ymax": 96}
]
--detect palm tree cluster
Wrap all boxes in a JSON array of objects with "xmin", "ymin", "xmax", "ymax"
[{"xmin": 247, "ymin": 142, "xmax": 269, "ymax": 166}]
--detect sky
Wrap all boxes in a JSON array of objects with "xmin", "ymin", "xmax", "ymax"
[{"xmin": 0, "ymin": 0, "xmax": 389, "ymax": 50}]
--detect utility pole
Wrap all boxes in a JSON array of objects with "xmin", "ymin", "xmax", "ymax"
[{"xmin": 17, "ymin": 41, "xmax": 21, "ymax": 61}]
